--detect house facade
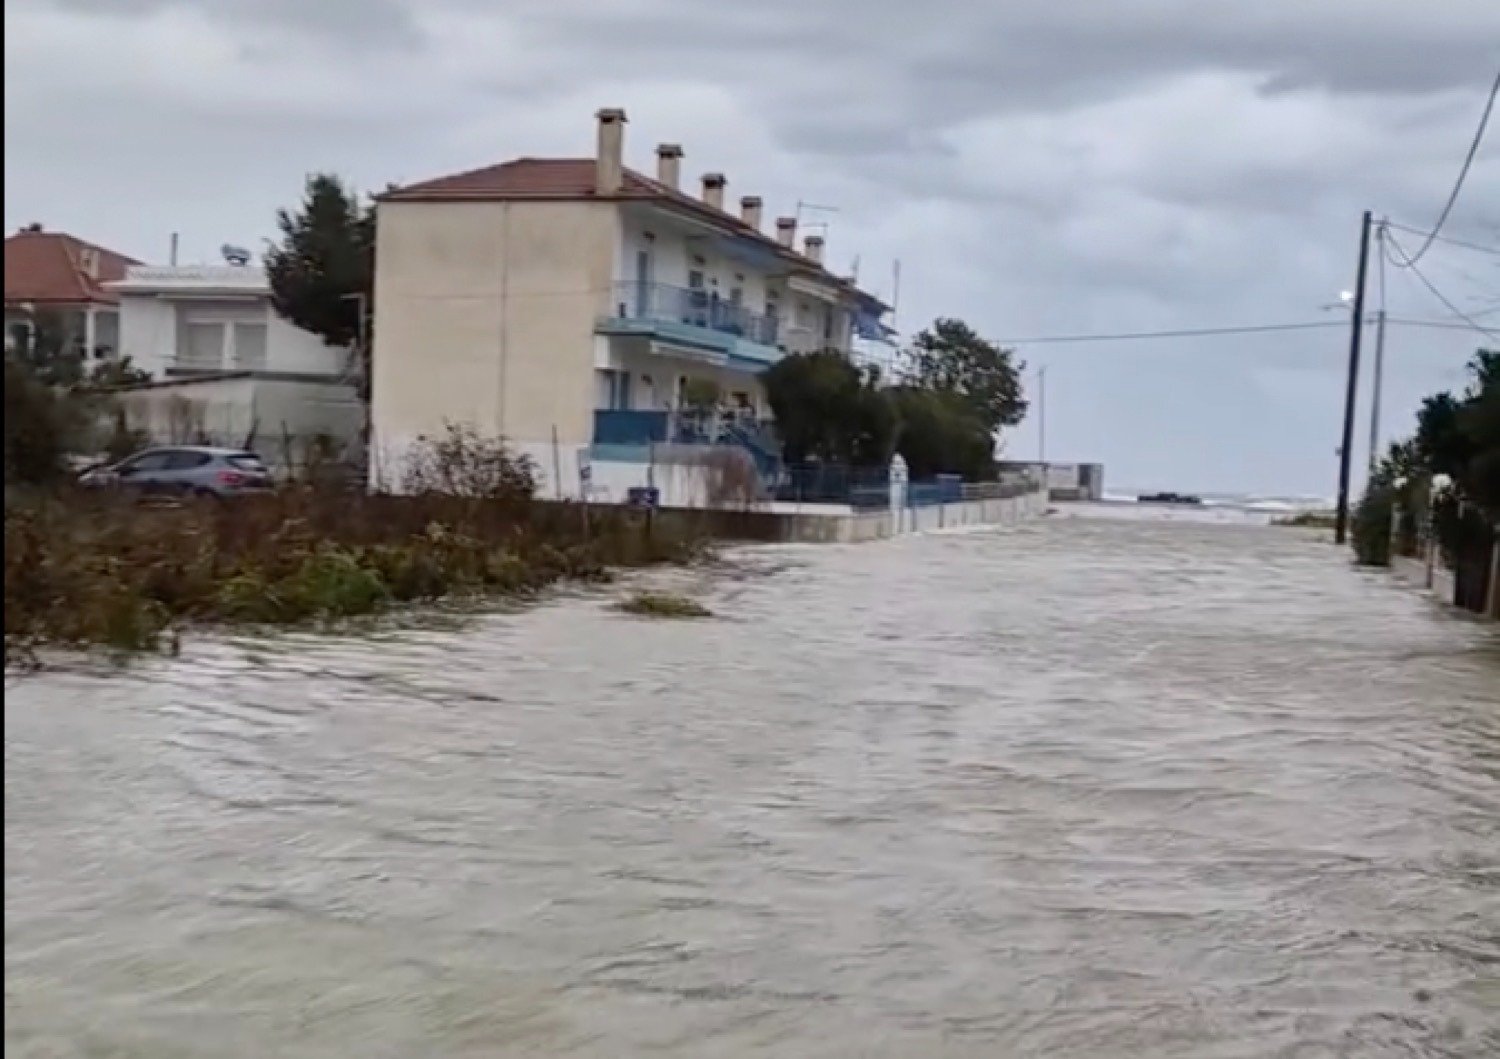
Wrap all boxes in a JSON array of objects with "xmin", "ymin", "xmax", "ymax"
[
  {"xmin": 4, "ymin": 224, "xmax": 139, "ymax": 359},
  {"xmin": 369, "ymin": 108, "xmax": 891, "ymax": 501},
  {"xmin": 104, "ymin": 263, "xmax": 362, "ymax": 466}
]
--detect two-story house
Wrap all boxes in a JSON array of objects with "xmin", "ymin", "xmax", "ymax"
[
  {"xmin": 104, "ymin": 261, "xmax": 363, "ymax": 466},
  {"xmin": 369, "ymin": 107, "xmax": 891, "ymax": 501}
]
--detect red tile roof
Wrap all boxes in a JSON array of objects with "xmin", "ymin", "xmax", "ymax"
[
  {"xmin": 379, "ymin": 158, "xmax": 876, "ymax": 298},
  {"xmin": 4, "ymin": 227, "xmax": 141, "ymax": 307}
]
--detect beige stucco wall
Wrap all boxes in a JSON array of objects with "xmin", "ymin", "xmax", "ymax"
[{"xmin": 370, "ymin": 199, "xmax": 618, "ymax": 490}]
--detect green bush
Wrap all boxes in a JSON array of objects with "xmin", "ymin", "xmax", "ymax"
[{"xmin": 1351, "ymin": 484, "xmax": 1394, "ymax": 566}]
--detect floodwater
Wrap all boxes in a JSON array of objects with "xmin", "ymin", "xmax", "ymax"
[{"xmin": 6, "ymin": 511, "xmax": 1499, "ymax": 1058}]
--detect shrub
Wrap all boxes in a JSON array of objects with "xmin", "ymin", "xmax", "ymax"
[
  {"xmin": 616, "ymin": 591, "xmax": 712, "ymax": 619},
  {"xmin": 402, "ymin": 423, "xmax": 536, "ymax": 502},
  {"xmin": 1351, "ymin": 483, "xmax": 1394, "ymax": 566}
]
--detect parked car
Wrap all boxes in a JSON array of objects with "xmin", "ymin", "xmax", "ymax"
[{"xmin": 79, "ymin": 446, "xmax": 274, "ymax": 499}]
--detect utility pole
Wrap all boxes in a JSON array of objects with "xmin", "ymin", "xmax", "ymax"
[
  {"xmin": 1367, "ymin": 218, "xmax": 1389, "ymax": 477},
  {"xmin": 1334, "ymin": 210, "xmax": 1372, "ymax": 545}
]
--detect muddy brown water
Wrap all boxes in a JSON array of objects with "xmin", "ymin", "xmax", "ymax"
[{"xmin": 6, "ymin": 511, "xmax": 1499, "ymax": 1057}]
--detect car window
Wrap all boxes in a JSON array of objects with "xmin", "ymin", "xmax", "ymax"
[
  {"xmin": 164, "ymin": 451, "xmax": 213, "ymax": 471},
  {"xmin": 122, "ymin": 451, "xmax": 171, "ymax": 473},
  {"xmin": 227, "ymin": 454, "xmax": 268, "ymax": 472}
]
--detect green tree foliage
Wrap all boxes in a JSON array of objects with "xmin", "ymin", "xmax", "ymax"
[
  {"xmin": 265, "ymin": 174, "xmax": 374, "ymax": 384},
  {"xmin": 8, "ymin": 310, "xmax": 84, "ymax": 388},
  {"xmin": 887, "ymin": 386, "xmax": 996, "ymax": 480},
  {"xmin": 1416, "ymin": 350, "xmax": 1499, "ymax": 523},
  {"xmin": 4, "ymin": 358, "xmax": 81, "ymax": 486},
  {"xmin": 907, "ymin": 318, "xmax": 1027, "ymax": 431},
  {"xmin": 761, "ymin": 351, "xmax": 897, "ymax": 466},
  {"xmin": 760, "ymin": 318, "xmax": 1026, "ymax": 480},
  {"xmin": 1355, "ymin": 349, "xmax": 1498, "ymax": 566}
]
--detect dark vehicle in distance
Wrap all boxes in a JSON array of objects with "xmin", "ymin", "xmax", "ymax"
[
  {"xmin": 1138, "ymin": 491, "xmax": 1204, "ymax": 506},
  {"xmin": 79, "ymin": 446, "xmax": 274, "ymax": 499}
]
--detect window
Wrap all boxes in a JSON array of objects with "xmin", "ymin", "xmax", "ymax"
[
  {"xmin": 121, "ymin": 451, "xmax": 172, "ymax": 473},
  {"xmin": 232, "ymin": 322, "xmax": 267, "ymax": 369},
  {"xmin": 164, "ymin": 450, "xmax": 213, "ymax": 471},
  {"xmin": 181, "ymin": 322, "xmax": 226, "ymax": 368}
]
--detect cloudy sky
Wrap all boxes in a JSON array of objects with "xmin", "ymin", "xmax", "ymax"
[{"xmin": 7, "ymin": 0, "xmax": 1498, "ymax": 496}]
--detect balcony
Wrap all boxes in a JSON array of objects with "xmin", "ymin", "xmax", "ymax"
[
  {"xmin": 592, "ymin": 409, "xmax": 782, "ymax": 479},
  {"xmin": 598, "ymin": 281, "xmax": 782, "ymax": 365}
]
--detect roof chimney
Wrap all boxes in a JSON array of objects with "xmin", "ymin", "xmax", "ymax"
[
  {"xmin": 701, "ymin": 173, "xmax": 727, "ymax": 211},
  {"xmin": 595, "ymin": 107, "xmax": 627, "ymax": 195},
  {"xmin": 775, "ymin": 216, "xmax": 797, "ymax": 248},
  {"xmin": 739, "ymin": 195, "xmax": 763, "ymax": 230},
  {"xmin": 803, "ymin": 235, "xmax": 825, "ymax": 264},
  {"xmin": 655, "ymin": 143, "xmax": 683, "ymax": 189}
]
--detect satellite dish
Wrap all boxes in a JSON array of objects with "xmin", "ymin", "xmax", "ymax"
[{"xmin": 220, "ymin": 244, "xmax": 252, "ymax": 266}]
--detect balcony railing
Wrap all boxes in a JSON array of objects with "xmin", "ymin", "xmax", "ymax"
[{"xmin": 606, "ymin": 281, "xmax": 779, "ymax": 348}]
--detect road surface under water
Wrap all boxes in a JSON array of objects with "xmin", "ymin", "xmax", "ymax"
[{"xmin": 6, "ymin": 511, "xmax": 1499, "ymax": 1057}]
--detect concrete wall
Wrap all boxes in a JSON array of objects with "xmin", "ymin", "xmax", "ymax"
[
  {"xmin": 370, "ymin": 199, "xmax": 619, "ymax": 494},
  {"xmin": 585, "ymin": 446, "xmax": 761, "ymax": 507},
  {"xmin": 113, "ymin": 377, "xmax": 362, "ymax": 469},
  {"xmin": 680, "ymin": 486, "xmax": 1049, "ymax": 544}
]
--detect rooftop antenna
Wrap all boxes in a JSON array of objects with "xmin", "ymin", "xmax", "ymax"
[{"xmin": 794, "ymin": 200, "xmax": 838, "ymax": 228}]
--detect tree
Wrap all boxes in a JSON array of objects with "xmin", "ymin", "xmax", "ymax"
[
  {"xmin": 761, "ymin": 351, "xmax": 896, "ymax": 466},
  {"xmin": 888, "ymin": 386, "xmax": 996, "ymax": 480},
  {"xmin": 8, "ymin": 309, "xmax": 85, "ymax": 389},
  {"xmin": 906, "ymin": 318, "xmax": 1027, "ymax": 432},
  {"xmin": 265, "ymin": 174, "xmax": 374, "ymax": 390},
  {"xmin": 4, "ymin": 359, "xmax": 85, "ymax": 485},
  {"xmin": 1357, "ymin": 349, "xmax": 1499, "ymax": 572}
]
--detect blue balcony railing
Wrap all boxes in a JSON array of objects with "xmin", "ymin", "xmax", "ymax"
[
  {"xmin": 606, "ymin": 281, "xmax": 780, "ymax": 348},
  {"xmin": 593, "ymin": 409, "xmax": 669, "ymax": 446}
]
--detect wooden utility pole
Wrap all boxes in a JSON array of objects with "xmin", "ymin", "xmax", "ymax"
[{"xmin": 1334, "ymin": 210, "xmax": 1372, "ymax": 545}]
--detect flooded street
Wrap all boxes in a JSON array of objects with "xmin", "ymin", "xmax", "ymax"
[{"xmin": 6, "ymin": 512, "xmax": 1499, "ymax": 1057}]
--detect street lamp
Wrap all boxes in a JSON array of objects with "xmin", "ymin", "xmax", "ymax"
[{"xmin": 1321, "ymin": 288, "xmax": 1386, "ymax": 476}]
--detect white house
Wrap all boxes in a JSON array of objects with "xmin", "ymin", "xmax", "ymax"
[
  {"xmin": 369, "ymin": 107, "xmax": 893, "ymax": 503},
  {"xmin": 106, "ymin": 263, "xmax": 363, "ymax": 467}
]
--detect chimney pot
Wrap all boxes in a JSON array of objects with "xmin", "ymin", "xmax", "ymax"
[
  {"xmin": 739, "ymin": 195, "xmax": 763, "ymax": 230},
  {"xmin": 655, "ymin": 143, "xmax": 683, "ymax": 189},
  {"xmin": 594, "ymin": 107, "xmax": 628, "ymax": 195},
  {"xmin": 775, "ymin": 216, "xmax": 797, "ymax": 248},
  {"xmin": 803, "ymin": 234, "xmax": 825, "ymax": 264},
  {"xmin": 700, "ymin": 172, "xmax": 727, "ymax": 211}
]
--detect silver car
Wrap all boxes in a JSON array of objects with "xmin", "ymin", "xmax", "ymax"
[{"xmin": 80, "ymin": 446, "xmax": 274, "ymax": 499}]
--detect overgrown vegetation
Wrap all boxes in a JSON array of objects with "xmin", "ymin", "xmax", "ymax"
[
  {"xmin": 4, "ymin": 484, "xmax": 703, "ymax": 662},
  {"xmin": 616, "ymin": 591, "xmax": 713, "ymax": 619},
  {"xmin": 4, "ymin": 416, "xmax": 705, "ymax": 662}
]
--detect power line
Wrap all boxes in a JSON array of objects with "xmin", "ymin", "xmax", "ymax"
[
  {"xmin": 998, "ymin": 321, "xmax": 1346, "ymax": 345},
  {"xmin": 1387, "ymin": 316, "xmax": 1500, "ymax": 331},
  {"xmin": 1384, "ymin": 228, "xmax": 1500, "ymax": 340},
  {"xmin": 1394, "ymin": 65, "xmax": 1500, "ymax": 267},
  {"xmin": 1383, "ymin": 219, "xmax": 1500, "ymax": 257}
]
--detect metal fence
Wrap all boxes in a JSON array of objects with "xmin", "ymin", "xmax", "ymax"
[
  {"xmin": 774, "ymin": 466, "xmax": 1016, "ymax": 510},
  {"xmin": 606, "ymin": 281, "xmax": 779, "ymax": 346}
]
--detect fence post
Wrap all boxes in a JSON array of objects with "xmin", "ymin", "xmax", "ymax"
[{"xmin": 888, "ymin": 454, "xmax": 908, "ymax": 535}]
